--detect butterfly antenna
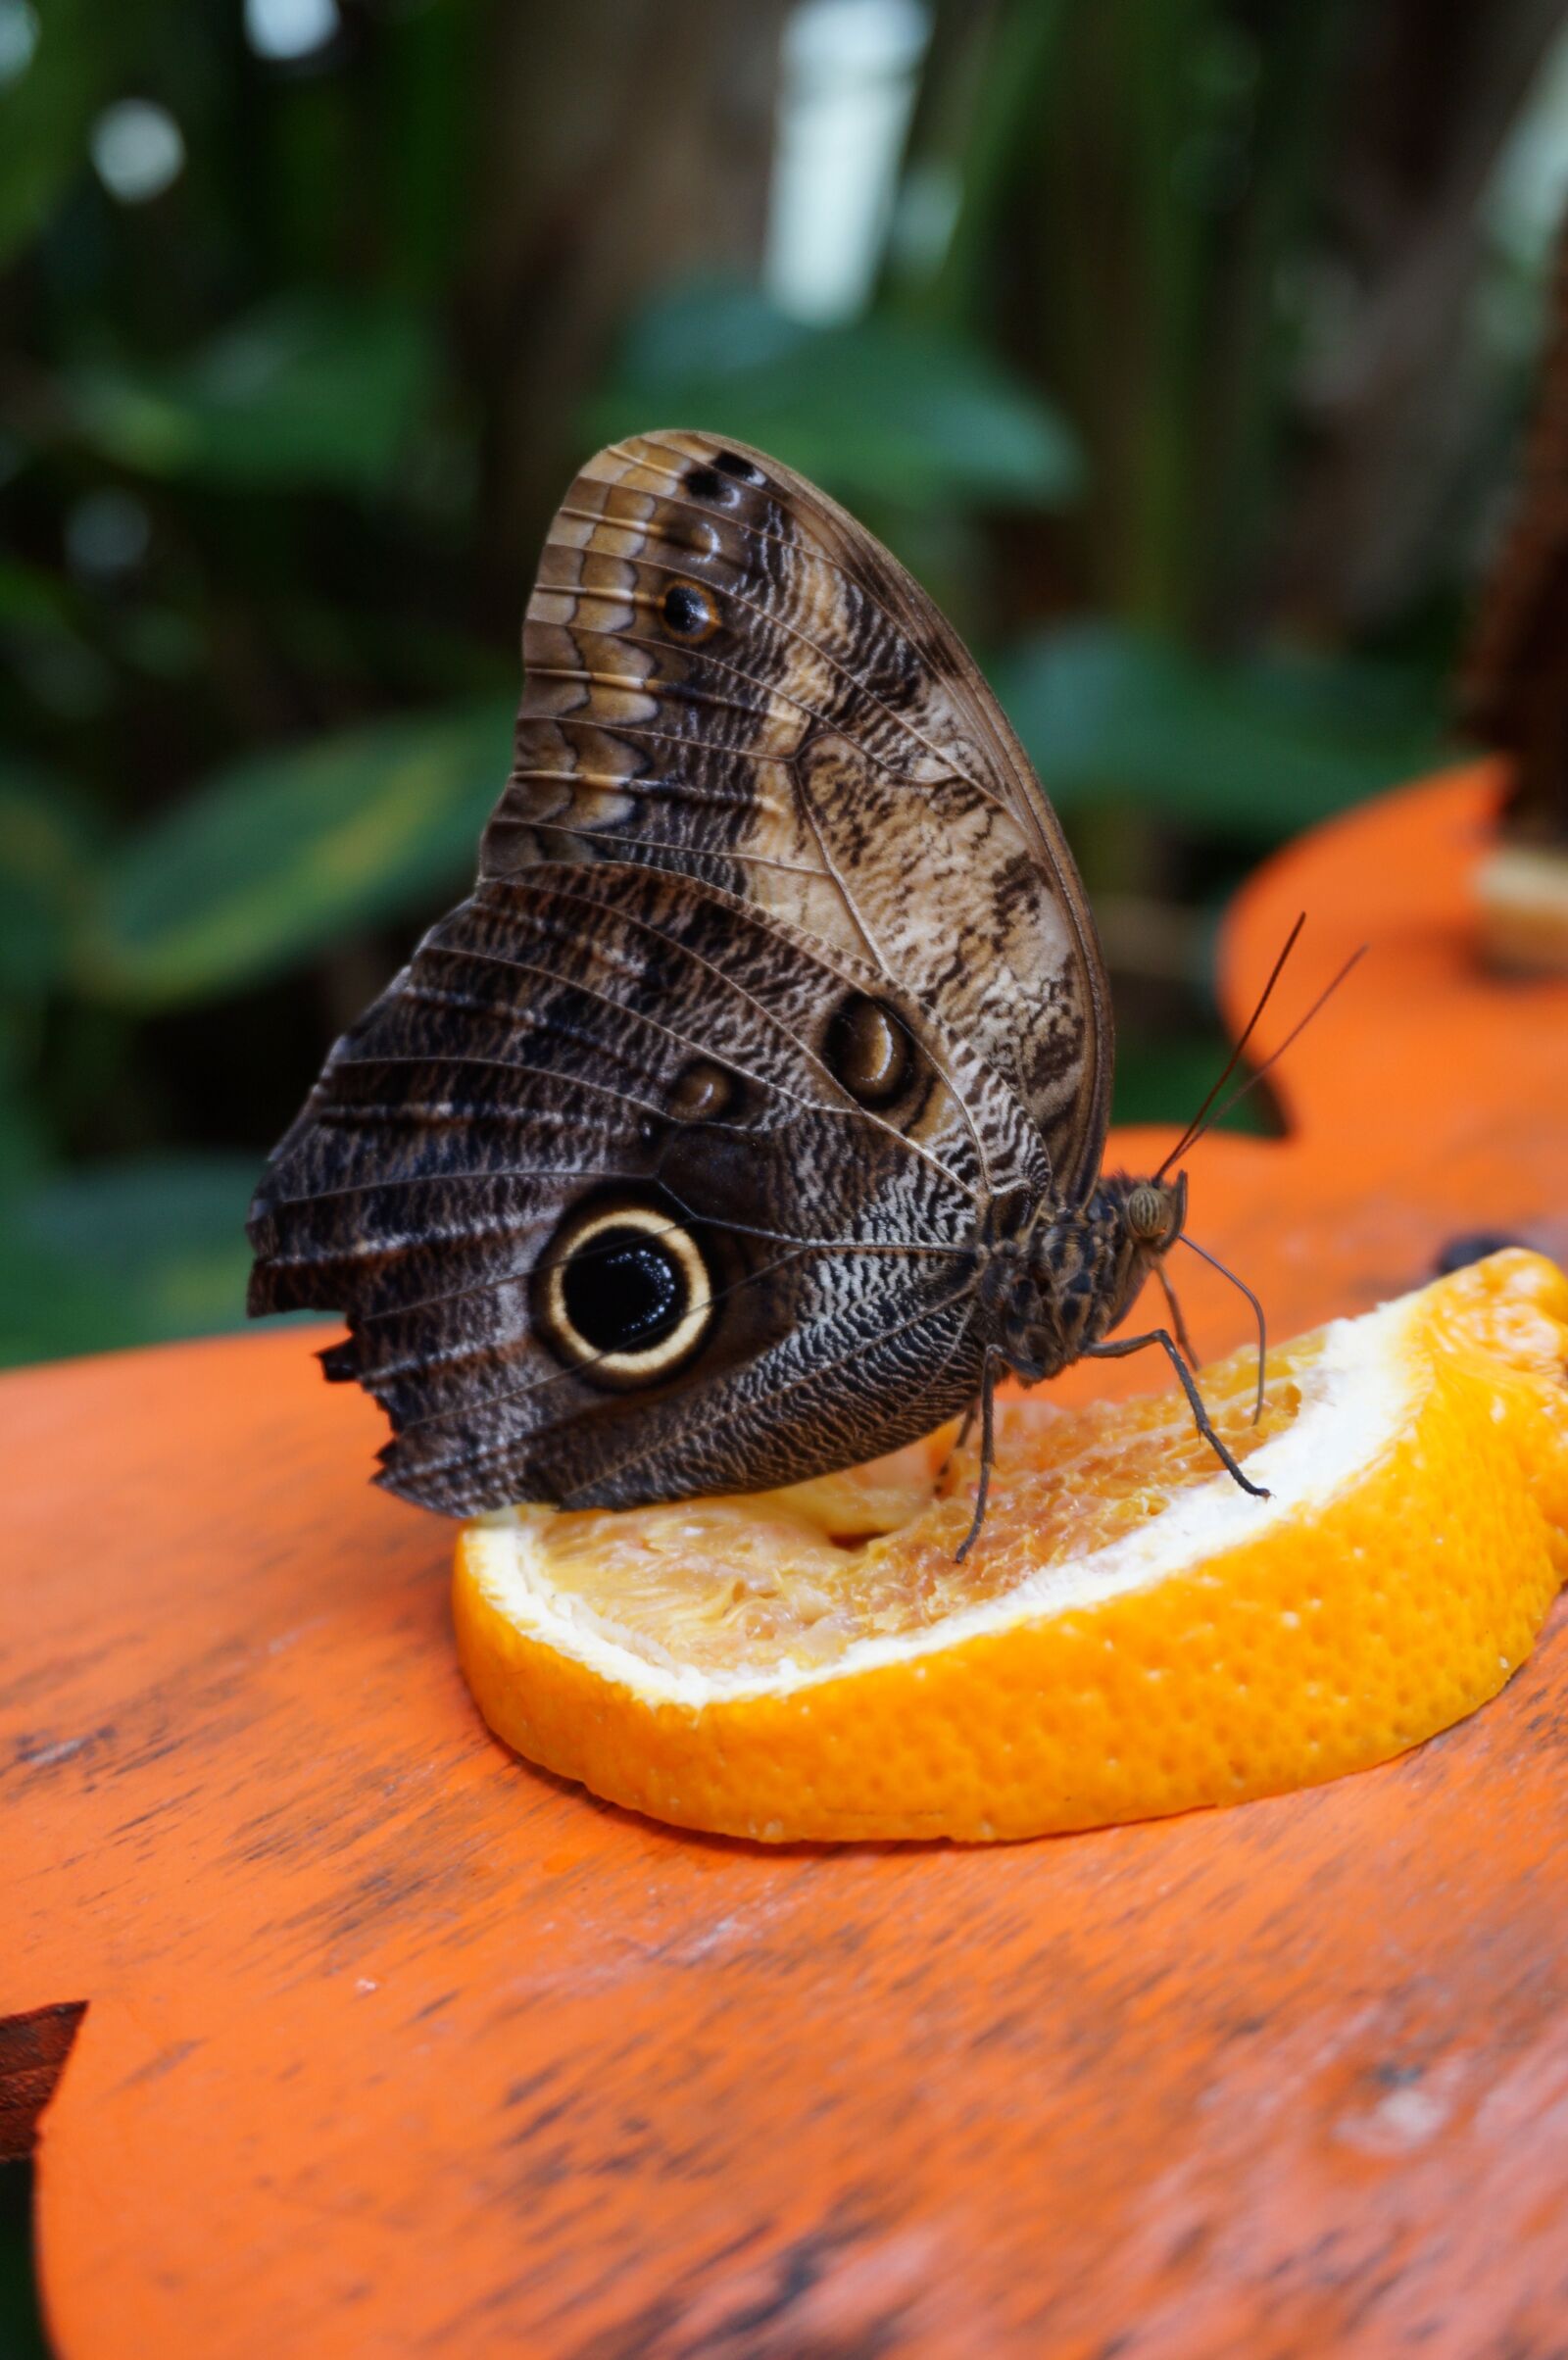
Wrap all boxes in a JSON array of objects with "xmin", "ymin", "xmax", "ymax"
[
  {"xmin": 1181, "ymin": 943, "xmax": 1367, "ymax": 1153},
  {"xmin": 1177, "ymin": 1234, "xmax": 1268, "ymax": 1423},
  {"xmin": 1154, "ymin": 913, "xmax": 1306, "ymax": 1182}
]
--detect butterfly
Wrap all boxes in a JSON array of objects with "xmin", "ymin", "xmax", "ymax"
[{"xmin": 248, "ymin": 429, "xmax": 1278, "ymax": 1555}]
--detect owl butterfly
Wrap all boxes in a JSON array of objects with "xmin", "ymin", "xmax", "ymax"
[{"xmin": 249, "ymin": 431, "xmax": 1283, "ymax": 1555}]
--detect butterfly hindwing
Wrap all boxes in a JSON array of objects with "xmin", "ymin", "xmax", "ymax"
[{"xmin": 249, "ymin": 860, "xmax": 1047, "ymax": 1510}]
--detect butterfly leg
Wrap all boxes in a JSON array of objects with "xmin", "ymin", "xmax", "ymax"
[
  {"xmin": 1154, "ymin": 1262, "xmax": 1199, "ymax": 1368},
  {"xmin": 936, "ymin": 1391, "xmax": 981, "ymax": 1486},
  {"xmin": 1085, "ymin": 1329, "xmax": 1270, "ymax": 1500},
  {"xmin": 955, "ymin": 1348, "xmax": 1002, "ymax": 1563}
]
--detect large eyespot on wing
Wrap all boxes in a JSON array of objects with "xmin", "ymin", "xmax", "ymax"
[
  {"xmin": 246, "ymin": 863, "xmax": 1022, "ymax": 1514},
  {"xmin": 531, "ymin": 1197, "xmax": 716, "ymax": 1391},
  {"xmin": 482, "ymin": 429, "xmax": 1113, "ymax": 1201}
]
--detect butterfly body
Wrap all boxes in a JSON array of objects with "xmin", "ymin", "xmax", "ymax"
[
  {"xmin": 248, "ymin": 432, "xmax": 1236, "ymax": 1531},
  {"xmin": 979, "ymin": 1172, "xmax": 1186, "ymax": 1387}
]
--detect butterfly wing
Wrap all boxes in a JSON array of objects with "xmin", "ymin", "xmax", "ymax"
[
  {"xmin": 249, "ymin": 862, "xmax": 1044, "ymax": 1511},
  {"xmin": 249, "ymin": 431, "xmax": 1102, "ymax": 1514},
  {"xmin": 485, "ymin": 431, "xmax": 1112, "ymax": 1201}
]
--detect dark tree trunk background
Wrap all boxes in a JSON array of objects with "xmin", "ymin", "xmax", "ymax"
[
  {"xmin": 1272, "ymin": 0, "xmax": 1568, "ymax": 632},
  {"xmin": 464, "ymin": 0, "xmax": 786, "ymax": 607}
]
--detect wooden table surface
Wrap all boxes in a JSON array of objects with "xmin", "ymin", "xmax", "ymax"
[{"xmin": 4, "ymin": 763, "xmax": 1567, "ymax": 2360}]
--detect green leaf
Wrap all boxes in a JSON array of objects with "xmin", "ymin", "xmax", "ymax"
[
  {"xmin": 0, "ymin": 556, "xmax": 82, "ymax": 637},
  {"xmin": 0, "ymin": 1021, "xmax": 53, "ymax": 1188},
  {"xmin": 1111, "ymin": 1028, "xmax": 1273, "ymax": 1136},
  {"xmin": 0, "ymin": 1153, "xmax": 266, "ymax": 1365},
  {"xmin": 66, "ymin": 292, "xmax": 440, "ymax": 492},
  {"xmin": 0, "ymin": 558, "xmax": 116, "ymax": 721},
  {"xmin": 82, "ymin": 695, "xmax": 515, "ymax": 1007},
  {"xmin": 588, "ymin": 278, "xmax": 1084, "ymax": 511},
  {"xmin": 0, "ymin": 758, "xmax": 95, "ymax": 997},
  {"xmin": 992, "ymin": 623, "xmax": 1449, "ymax": 834}
]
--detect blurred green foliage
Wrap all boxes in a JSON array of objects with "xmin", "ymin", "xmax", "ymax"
[
  {"xmin": 65, "ymin": 291, "xmax": 440, "ymax": 489},
  {"xmin": 84, "ymin": 694, "xmax": 515, "ymax": 1003},
  {"xmin": 589, "ymin": 277, "xmax": 1086, "ymax": 509},
  {"xmin": 993, "ymin": 627, "xmax": 1447, "ymax": 835},
  {"xmin": 0, "ymin": 0, "xmax": 1560, "ymax": 1379}
]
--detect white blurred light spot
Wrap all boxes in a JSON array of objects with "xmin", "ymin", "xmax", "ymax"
[
  {"xmin": 66, "ymin": 489, "xmax": 152, "ymax": 579},
  {"xmin": 0, "ymin": 0, "xmax": 39, "ymax": 88},
  {"xmin": 1489, "ymin": 23, "xmax": 1568, "ymax": 270},
  {"xmin": 90, "ymin": 99, "xmax": 185, "ymax": 205},
  {"xmin": 766, "ymin": 0, "xmax": 932, "ymax": 324},
  {"xmin": 244, "ymin": 0, "xmax": 340, "ymax": 63}
]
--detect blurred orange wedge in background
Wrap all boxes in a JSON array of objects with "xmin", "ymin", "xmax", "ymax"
[{"xmin": 455, "ymin": 1251, "xmax": 1568, "ymax": 1843}]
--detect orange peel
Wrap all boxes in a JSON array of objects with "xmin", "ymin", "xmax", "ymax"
[{"xmin": 454, "ymin": 1250, "xmax": 1568, "ymax": 1842}]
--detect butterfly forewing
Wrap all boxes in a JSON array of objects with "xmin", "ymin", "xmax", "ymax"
[
  {"xmin": 249, "ymin": 859, "xmax": 1046, "ymax": 1510},
  {"xmin": 486, "ymin": 430, "xmax": 1112, "ymax": 1200}
]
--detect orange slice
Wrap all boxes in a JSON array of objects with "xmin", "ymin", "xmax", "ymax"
[{"xmin": 454, "ymin": 1251, "xmax": 1568, "ymax": 1842}]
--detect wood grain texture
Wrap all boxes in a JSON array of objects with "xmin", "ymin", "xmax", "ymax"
[{"xmin": 5, "ymin": 762, "xmax": 1568, "ymax": 2359}]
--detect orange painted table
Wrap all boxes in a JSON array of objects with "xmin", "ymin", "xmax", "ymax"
[{"xmin": 5, "ymin": 763, "xmax": 1568, "ymax": 2359}]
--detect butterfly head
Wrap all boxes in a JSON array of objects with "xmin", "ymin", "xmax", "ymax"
[
  {"xmin": 1088, "ymin": 1167, "xmax": 1187, "ymax": 1340},
  {"xmin": 1121, "ymin": 1169, "xmax": 1187, "ymax": 1255}
]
